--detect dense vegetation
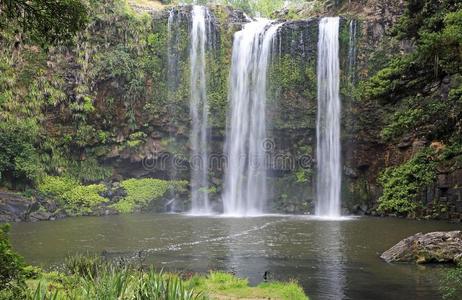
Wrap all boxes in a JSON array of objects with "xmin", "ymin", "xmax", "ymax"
[
  {"xmin": 361, "ymin": 0, "xmax": 462, "ymax": 216},
  {"xmin": 0, "ymin": 0, "xmax": 460, "ymax": 219}
]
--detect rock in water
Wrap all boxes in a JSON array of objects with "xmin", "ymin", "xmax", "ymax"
[{"xmin": 381, "ymin": 231, "xmax": 462, "ymax": 265}]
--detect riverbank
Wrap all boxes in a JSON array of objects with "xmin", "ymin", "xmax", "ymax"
[
  {"xmin": 1, "ymin": 223, "xmax": 308, "ymax": 300},
  {"xmin": 25, "ymin": 267, "xmax": 308, "ymax": 300}
]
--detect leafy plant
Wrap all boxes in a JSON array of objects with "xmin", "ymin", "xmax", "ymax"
[
  {"xmin": 37, "ymin": 176, "xmax": 107, "ymax": 216},
  {"xmin": 440, "ymin": 267, "xmax": 462, "ymax": 300},
  {"xmin": 112, "ymin": 178, "xmax": 188, "ymax": 213},
  {"xmin": 0, "ymin": 224, "xmax": 26, "ymax": 299},
  {"xmin": 377, "ymin": 151, "xmax": 437, "ymax": 216},
  {"xmin": 0, "ymin": 120, "xmax": 43, "ymax": 186}
]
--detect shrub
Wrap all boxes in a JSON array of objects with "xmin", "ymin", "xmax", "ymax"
[
  {"xmin": 0, "ymin": 224, "xmax": 26, "ymax": 298},
  {"xmin": 0, "ymin": 120, "xmax": 42, "ymax": 186},
  {"xmin": 440, "ymin": 267, "xmax": 462, "ymax": 300},
  {"xmin": 61, "ymin": 184, "xmax": 107, "ymax": 216},
  {"xmin": 378, "ymin": 151, "xmax": 437, "ymax": 216},
  {"xmin": 37, "ymin": 176, "xmax": 79, "ymax": 204},
  {"xmin": 37, "ymin": 176, "xmax": 107, "ymax": 216},
  {"xmin": 112, "ymin": 178, "xmax": 187, "ymax": 213}
]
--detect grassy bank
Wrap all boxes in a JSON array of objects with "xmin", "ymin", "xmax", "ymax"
[
  {"xmin": 0, "ymin": 240, "xmax": 308, "ymax": 300},
  {"xmin": 26, "ymin": 268, "xmax": 308, "ymax": 300}
]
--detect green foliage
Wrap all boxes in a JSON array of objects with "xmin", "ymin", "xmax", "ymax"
[
  {"xmin": 37, "ymin": 176, "xmax": 78, "ymax": 202},
  {"xmin": 381, "ymin": 106, "xmax": 424, "ymax": 141},
  {"xmin": 358, "ymin": 57, "xmax": 411, "ymax": 102},
  {"xmin": 377, "ymin": 151, "xmax": 437, "ymax": 216},
  {"xmin": 440, "ymin": 267, "xmax": 462, "ymax": 300},
  {"xmin": 37, "ymin": 176, "xmax": 107, "ymax": 216},
  {"xmin": 68, "ymin": 158, "xmax": 113, "ymax": 183},
  {"xmin": 0, "ymin": 120, "xmax": 43, "ymax": 186},
  {"xmin": 295, "ymin": 168, "xmax": 312, "ymax": 183},
  {"xmin": 112, "ymin": 178, "xmax": 188, "ymax": 213},
  {"xmin": 64, "ymin": 254, "xmax": 108, "ymax": 279},
  {"xmin": 27, "ymin": 256, "xmax": 205, "ymax": 300},
  {"xmin": 360, "ymin": 0, "xmax": 462, "ymax": 195},
  {"xmin": 189, "ymin": 271, "xmax": 308, "ymax": 300},
  {"xmin": 0, "ymin": 0, "xmax": 88, "ymax": 45},
  {"xmin": 0, "ymin": 224, "xmax": 26, "ymax": 298},
  {"xmin": 61, "ymin": 184, "xmax": 107, "ymax": 216},
  {"xmin": 269, "ymin": 55, "xmax": 317, "ymax": 130}
]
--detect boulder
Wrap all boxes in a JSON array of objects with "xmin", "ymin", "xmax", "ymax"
[
  {"xmin": 0, "ymin": 192, "xmax": 32, "ymax": 222},
  {"xmin": 28, "ymin": 211, "xmax": 52, "ymax": 222},
  {"xmin": 381, "ymin": 231, "xmax": 462, "ymax": 264}
]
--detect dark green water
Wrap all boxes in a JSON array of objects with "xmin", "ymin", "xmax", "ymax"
[{"xmin": 9, "ymin": 214, "xmax": 461, "ymax": 300}]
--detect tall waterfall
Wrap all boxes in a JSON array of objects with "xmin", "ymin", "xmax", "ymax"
[
  {"xmin": 190, "ymin": 6, "xmax": 212, "ymax": 214},
  {"xmin": 223, "ymin": 20, "xmax": 282, "ymax": 216},
  {"xmin": 315, "ymin": 17, "xmax": 342, "ymax": 217}
]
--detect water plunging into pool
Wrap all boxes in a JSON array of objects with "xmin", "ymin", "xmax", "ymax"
[
  {"xmin": 315, "ymin": 17, "xmax": 342, "ymax": 218},
  {"xmin": 190, "ymin": 6, "xmax": 212, "ymax": 214},
  {"xmin": 222, "ymin": 20, "xmax": 281, "ymax": 217}
]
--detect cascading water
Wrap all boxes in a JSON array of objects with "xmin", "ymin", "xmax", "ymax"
[
  {"xmin": 348, "ymin": 19, "xmax": 358, "ymax": 84},
  {"xmin": 166, "ymin": 9, "xmax": 180, "ymax": 211},
  {"xmin": 315, "ymin": 17, "xmax": 342, "ymax": 218},
  {"xmin": 190, "ymin": 5, "xmax": 212, "ymax": 214},
  {"xmin": 222, "ymin": 20, "xmax": 282, "ymax": 217}
]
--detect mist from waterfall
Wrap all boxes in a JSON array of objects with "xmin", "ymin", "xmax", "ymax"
[
  {"xmin": 222, "ymin": 20, "xmax": 282, "ymax": 217},
  {"xmin": 190, "ymin": 5, "xmax": 212, "ymax": 214},
  {"xmin": 315, "ymin": 17, "xmax": 341, "ymax": 218}
]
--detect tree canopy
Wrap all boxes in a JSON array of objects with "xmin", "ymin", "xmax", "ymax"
[{"xmin": 0, "ymin": 0, "xmax": 88, "ymax": 44}]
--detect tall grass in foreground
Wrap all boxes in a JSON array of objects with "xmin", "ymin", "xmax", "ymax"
[
  {"xmin": 28, "ymin": 255, "xmax": 205, "ymax": 300},
  {"xmin": 26, "ymin": 254, "xmax": 308, "ymax": 300}
]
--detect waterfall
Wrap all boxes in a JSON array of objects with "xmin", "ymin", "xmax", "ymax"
[
  {"xmin": 315, "ymin": 17, "xmax": 342, "ymax": 218},
  {"xmin": 223, "ymin": 20, "xmax": 282, "ymax": 217},
  {"xmin": 166, "ymin": 9, "xmax": 181, "ymax": 212},
  {"xmin": 348, "ymin": 19, "xmax": 357, "ymax": 85},
  {"xmin": 190, "ymin": 5, "xmax": 212, "ymax": 214}
]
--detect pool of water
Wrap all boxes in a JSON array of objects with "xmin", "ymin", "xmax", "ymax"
[{"xmin": 9, "ymin": 214, "xmax": 461, "ymax": 300}]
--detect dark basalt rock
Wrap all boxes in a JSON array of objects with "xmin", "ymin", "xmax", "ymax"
[
  {"xmin": 29, "ymin": 211, "xmax": 53, "ymax": 222},
  {"xmin": 381, "ymin": 231, "xmax": 462, "ymax": 265},
  {"xmin": 0, "ymin": 192, "xmax": 32, "ymax": 222}
]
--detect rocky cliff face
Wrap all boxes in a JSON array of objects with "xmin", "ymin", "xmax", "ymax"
[{"xmin": 2, "ymin": 0, "xmax": 460, "ymax": 220}]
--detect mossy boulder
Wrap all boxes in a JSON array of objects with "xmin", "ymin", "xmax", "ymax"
[{"xmin": 381, "ymin": 231, "xmax": 462, "ymax": 264}]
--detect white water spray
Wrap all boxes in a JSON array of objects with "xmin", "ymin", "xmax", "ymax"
[
  {"xmin": 315, "ymin": 17, "xmax": 342, "ymax": 217},
  {"xmin": 223, "ymin": 20, "xmax": 282, "ymax": 217},
  {"xmin": 190, "ymin": 6, "xmax": 211, "ymax": 214}
]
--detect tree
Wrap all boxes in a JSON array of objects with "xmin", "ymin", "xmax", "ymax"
[
  {"xmin": 0, "ymin": 224, "xmax": 25, "ymax": 297},
  {"xmin": 0, "ymin": 0, "xmax": 88, "ymax": 44}
]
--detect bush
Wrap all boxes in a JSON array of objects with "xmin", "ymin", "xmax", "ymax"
[
  {"xmin": 0, "ymin": 224, "xmax": 26, "ymax": 298},
  {"xmin": 112, "ymin": 178, "xmax": 187, "ymax": 213},
  {"xmin": 0, "ymin": 120, "xmax": 42, "ymax": 186},
  {"xmin": 378, "ymin": 151, "xmax": 437, "ymax": 216},
  {"xmin": 37, "ymin": 176, "xmax": 107, "ymax": 216},
  {"xmin": 440, "ymin": 267, "xmax": 462, "ymax": 300}
]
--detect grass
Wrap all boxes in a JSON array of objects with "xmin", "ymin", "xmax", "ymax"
[
  {"xmin": 24, "ymin": 256, "xmax": 309, "ymax": 300},
  {"xmin": 189, "ymin": 271, "xmax": 308, "ymax": 300}
]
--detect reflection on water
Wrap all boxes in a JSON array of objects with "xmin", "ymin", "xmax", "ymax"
[
  {"xmin": 9, "ymin": 214, "xmax": 460, "ymax": 300},
  {"xmin": 315, "ymin": 221, "xmax": 346, "ymax": 299}
]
